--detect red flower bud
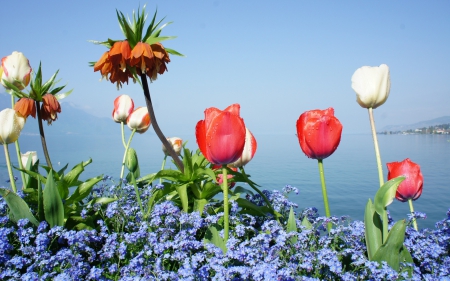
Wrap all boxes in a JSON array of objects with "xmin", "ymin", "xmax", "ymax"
[
  {"xmin": 296, "ymin": 108, "xmax": 343, "ymax": 160},
  {"xmin": 387, "ymin": 158, "xmax": 423, "ymax": 202}
]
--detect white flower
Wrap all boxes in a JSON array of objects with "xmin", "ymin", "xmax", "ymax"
[
  {"xmin": 21, "ymin": 151, "xmax": 38, "ymax": 167},
  {"xmin": 1, "ymin": 51, "xmax": 32, "ymax": 90},
  {"xmin": 162, "ymin": 137, "xmax": 183, "ymax": 156},
  {"xmin": 351, "ymin": 64, "xmax": 390, "ymax": 109},
  {"xmin": 0, "ymin": 108, "xmax": 26, "ymax": 144}
]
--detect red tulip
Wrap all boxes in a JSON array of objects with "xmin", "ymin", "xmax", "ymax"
[
  {"xmin": 196, "ymin": 104, "xmax": 246, "ymax": 165},
  {"xmin": 387, "ymin": 158, "xmax": 423, "ymax": 202},
  {"xmin": 229, "ymin": 128, "xmax": 257, "ymax": 168},
  {"xmin": 296, "ymin": 107, "xmax": 343, "ymax": 160},
  {"xmin": 112, "ymin": 95, "xmax": 134, "ymax": 123}
]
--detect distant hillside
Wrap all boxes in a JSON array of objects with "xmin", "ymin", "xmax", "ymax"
[
  {"xmin": 381, "ymin": 116, "xmax": 450, "ymax": 132},
  {"xmin": 0, "ymin": 93, "xmax": 117, "ymax": 136}
]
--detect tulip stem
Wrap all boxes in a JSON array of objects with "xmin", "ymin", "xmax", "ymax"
[
  {"xmin": 318, "ymin": 159, "xmax": 331, "ymax": 232},
  {"xmin": 222, "ymin": 165, "xmax": 229, "ymax": 248},
  {"xmin": 4, "ymin": 144, "xmax": 17, "ymax": 193},
  {"xmin": 35, "ymin": 101, "xmax": 53, "ymax": 170},
  {"xmin": 368, "ymin": 108, "xmax": 384, "ymax": 188},
  {"xmin": 160, "ymin": 155, "xmax": 167, "ymax": 184},
  {"xmin": 408, "ymin": 199, "xmax": 419, "ymax": 231},
  {"xmin": 10, "ymin": 95, "xmax": 27, "ymax": 187},
  {"xmin": 139, "ymin": 73, "xmax": 184, "ymax": 173},
  {"xmin": 120, "ymin": 121, "xmax": 126, "ymax": 148},
  {"xmin": 120, "ymin": 129, "xmax": 136, "ymax": 183}
]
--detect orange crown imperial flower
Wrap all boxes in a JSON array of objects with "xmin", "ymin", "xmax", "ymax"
[
  {"xmin": 90, "ymin": 5, "xmax": 183, "ymax": 88},
  {"xmin": 14, "ymin": 97, "xmax": 36, "ymax": 118},
  {"xmin": 40, "ymin": 93, "xmax": 61, "ymax": 124}
]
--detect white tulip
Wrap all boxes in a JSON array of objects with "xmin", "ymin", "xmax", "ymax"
[
  {"xmin": 21, "ymin": 151, "xmax": 38, "ymax": 167},
  {"xmin": 351, "ymin": 64, "xmax": 391, "ymax": 109},
  {"xmin": 1, "ymin": 51, "xmax": 32, "ymax": 90},
  {"xmin": 162, "ymin": 137, "xmax": 183, "ymax": 156},
  {"xmin": 0, "ymin": 108, "xmax": 26, "ymax": 144}
]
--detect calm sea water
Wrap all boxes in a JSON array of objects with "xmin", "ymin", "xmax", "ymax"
[{"xmin": 1, "ymin": 132, "xmax": 449, "ymax": 230}]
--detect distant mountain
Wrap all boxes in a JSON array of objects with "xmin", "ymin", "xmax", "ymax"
[
  {"xmin": 0, "ymin": 93, "xmax": 117, "ymax": 136},
  {"xmin": 381, "ymin": 116, "xmax": 450, "ymax": 132}
]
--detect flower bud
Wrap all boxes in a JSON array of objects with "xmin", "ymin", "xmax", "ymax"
[
  {"xmin": 0, "ymin": 108, "xmax": 26, "ymax": 144},
  {"xmin": 21, "ymin": 151, "xmax": 38, "ymax": 167},
  {"xmin": 112, "ymin": 95, "xmax": 134, "ymax": 123},
  {"xmin": 351, "ymin": 64, "xmax": 390, "ymax": 109},
  {"xmin": 127, "ymin": 107, "xmax": 151, "ymax": 133},
  {"xmin": 162, "ymin": 137, "xmax": 183, "ymax": 156},
  {"xmin": 387, "ymin": 158, "xmax": 423, "ymax": 202},
  {"xmin": 1, "ymin": 51, "xmax": 32, "ymax": 90}
]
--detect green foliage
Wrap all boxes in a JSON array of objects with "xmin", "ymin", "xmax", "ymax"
[
  {"xmin": 14, "ymin": 159, "xmax": 114, "ymax": 230},
  {"xmin": 0, "ymin": 188, "xmax": 39, "ymax": 226},
  {"xmin": 364, "ymin": 176, "xmax": 413, "ymax": 275}
]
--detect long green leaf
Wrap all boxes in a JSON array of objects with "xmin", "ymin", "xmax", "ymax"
[
  {"xmin": 287, "ymin": 206, "xmax": 298, "ymax": 244},
  {"xmin": 364, "ymin": 199, "xmax": 383, "ymax": 260},
  {"xmin": 204, "ymin": 224, "xmax": 227, "ymax": 253},
  {"xmin": 175, "ymin": 183, "xmax": 189, "ymax": 212},
  {"xmin": 65, "ymin": 176, "xmax": 103, "ymax": 205},
  {"xmin": 374, "ymin": 176, "xmax": 405, "ymax": 218},
  {"xmin": 194, "ymin": 198, "xmax": 208, "ymax": 214},
  {"xmin": 58, "ymin": 159, "xmax": 92, "ymax": 199},
  {"xmin": 372, "ymin": 219, "xmax": 413, "ymax": 274},
  {"xmin": 43, "ymin": 171, "xmax": 64, "ymax": 227},
  {"xmin": 0, "ymin": 188, "xmax": 39, "ymax": 226}
]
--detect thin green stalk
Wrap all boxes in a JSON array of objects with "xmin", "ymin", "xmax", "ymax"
[
  {"xmin": 318, "ymin": 159, "xmax": 331, "ymax": 232},
  {"xmin": 120, "ymin": 129, "xmax": 137, "ymax": 183},
  {"xmin": 4, "ymin": 144, "xmax": 17, "ymax": 193},
  {"xmin": 382, "ymin": 212, "xmax": 389, "ymax": 243},
  {"xmin": 139, "ymin": 73, "xmax": 184, "ymax": 173},
  {"xmin": 408, "ymin": 198, "xmax": 419, "ymax": 231},
  {"xmin": 159, "ymin": 155, "xmax": 167, "ymax": 184},
  {"xmin": 240, "ymin": 166, "xmax": 279, "ymax": 222},
  {"xmin": 121, "ymin": 121, "xmax": 126, "ymax": 148},
  {"xmin": 368, "ymin": 108, "xmax": 384, "ymax": 188},
  {"xmin": 10, "ymin": 94, "xmax": 26, "ymax": 187},
  {"xmin": 35, "ymin": 100, "xmax": 53, "ymax": 169},
  {"xmin": 222, "ymin": 165, "xmax": 229, "ymax": 245}
]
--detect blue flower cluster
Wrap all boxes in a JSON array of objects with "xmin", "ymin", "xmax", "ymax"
[{"xmin": 0, "ymin": 182, "xmax": 449, "ymax": 280}]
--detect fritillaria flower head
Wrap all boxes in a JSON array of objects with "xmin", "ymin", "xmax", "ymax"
[{"xmin": 91, "ymin": 5, "xmax": 183, "ymax": 89}]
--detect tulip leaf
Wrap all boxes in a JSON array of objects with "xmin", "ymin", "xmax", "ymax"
[
  {"xmin": 43, "ymin": 170, "xmax": 65, "ymax": 228},
  {"xmin": 37, "ymin": 177, "xmax": 44, "ymax": 222},
  {"xmin": 236, "ymin": 198, "xmax": 267, "ymax": 217},
  {"xmin": 364, "ymin": 199, "xmax": 383, "ymax": 260},
  {"xmin": 372, "ymin": 219, "xmax": 413, "ymax": 275},
  {"xmin": 204, "ymin": 224, "xmax": 227, "ymax": 253},
  {"xmin": 57, "ymin": 159, "xmax": 93, "ymax": 199},
  {"xmin": 155, "ymin": 169, "xmax": 185, "ymax": 182},
  {"xmin": 200, "ymin": 181, "xmax": 222, "ymax": 200},
  {"xmin": 182, "ymin": 147, "xmax": 193, "ymax": 179},
  {"xmin": 374, "ymin": 176, "xmax": 405, "ymax": 218},
  {"xmin": 194, "ymin": 167, "xmax": 216, "ymax": 183},
  {"xmin": 0, "ymin": 188, "xmax": 39, "ymax": 226},
  {"xmin": 287, "ymin": 206, "xmax": 298, "ymax": 244},
  {"xmin": 175, "ymin": 183, "xmax": 189, "ymax": 212},
  {"xmin": 194, "ymin": 198, "xmax": 208, "ymax": 215},
  {"xmin": 301, "ymin": 216, "xmax": 312, "ymax": 229},
  {"xmin": 65, "ymin": 176, "xmax": 103, "ymax": 206}
]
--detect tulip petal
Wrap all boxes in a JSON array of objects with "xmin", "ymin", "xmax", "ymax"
[
  {"xmin": 195, "ymin": 120, "xmax": 209, "ymax": 161},
  {"xmin": 352, "ymin": 64, "xmax": 390, "ymax": 109}
]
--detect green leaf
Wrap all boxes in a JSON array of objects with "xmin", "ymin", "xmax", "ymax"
[
  {"xmin": 200, "ymin": 181, "xmax": 222, "ymax": 199},
  {"xmin": 374, "ymin": 176, "xmax": 405, "ymax": 218},
  {"xmin": 165, "ymin": 47, "xmax": 185, "ymax": 57},
  {"xmin": 193, "ymin": 198, "xmax": 208, "ymax": 214},
  {"xmin": 236, "ymin": 198, "xmax": 267, "ymax": 217},
  {"xmin": 372, "ymin": 220, "xmax": 413, "ymax": 273},
  {"xmin": 204, "ymin": 224, "xmax": 227, "ymax": 253},
  {"xmin": 155, "ymin": 169, "xmax": 185, "ymax": 182},
  {"xmin": 53, "ymin": 89, "xmax": 73, "ymax": 100},
  {"xmin": 301, "ymin": 216, "xmax": 312, "ymax": 229},
  {"xmin": 175, "ymin": 183, "xmax": 189, "ymax": 212},
  {"xmin": 364, "ymin": 199, "xmax": 383, "ymax": 260},
  {"xmin": 57, "ymin": 159, "xmax": 92, "ymax": 199},
  {"xmin": 43, "ymin": 170, "xmax": 65, "ymax": 227},
  {"xmin": 182, "ymin": 147, "xmax": 193, "ymax": 179},
  {"xmin": 287, "ymin": 206, "xmax": 298, "ymax": 244},
  {"xmin": 145, "ymin": 35, "xmax": 177, "ymax": 45},
  {"xmin": 37, "ymin": 177, "xmax": 44, "ymax": 221},
  {"xmin": 65, "ymin": 176, "xmax": 103, "ymax": 205},
  {"xmin": 0, "ymin": 188, "xmax": 39, "ymax": 226}
]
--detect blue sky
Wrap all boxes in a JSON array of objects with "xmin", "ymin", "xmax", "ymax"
[{"xmin": 1, "ymin": 1, "xmax": 449, "ymax": 135}]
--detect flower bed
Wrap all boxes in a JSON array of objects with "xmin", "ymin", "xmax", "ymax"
[{"xmin": 1, "ymin": 181, "xmax": 449, "ymax": 280}]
